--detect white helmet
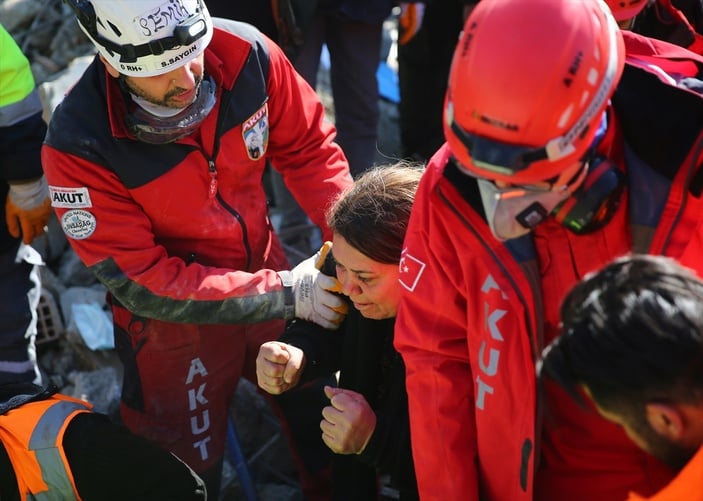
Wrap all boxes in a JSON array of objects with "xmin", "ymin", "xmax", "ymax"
[{"xmin": 66, "ymin": 0, "xmax": 213, "ymax": 77}]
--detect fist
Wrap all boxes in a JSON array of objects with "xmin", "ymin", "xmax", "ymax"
[
  {"xmin": 320, "ymin": 386, "xmax": 377, "ymax": 455},
  {"xmin": 255, "ymin": 341, "xmax": 305, "ymax": 395}
]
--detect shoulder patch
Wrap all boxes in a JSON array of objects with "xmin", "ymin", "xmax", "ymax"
[
  {"xmin": 49, "ymin": 186, "xmax": 93, "ymax": 208},
  {"xmin": 399, "ymin": 249, "xmax": 426, "ymax": 292},
  {"xmin": 61, "ymin": 210, "xmax": 97, "ymax": 240},
  {"xmin": 242, "ymin": 103, "xmax": 269, "ymax": 160}
]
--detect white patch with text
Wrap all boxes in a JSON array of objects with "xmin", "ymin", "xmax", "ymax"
[
  {"xmin": 61, "ymin": 210, "xmax": 97, "ymax": 239},
  {"xmin": 49, "ymin": 186, "xmax": 92, "ymax": 208}
]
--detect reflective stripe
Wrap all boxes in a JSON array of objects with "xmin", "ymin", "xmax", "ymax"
[
  {"xmin": 0, "ymin": 244, "xmax": 42, "ymax": 384},
  {"xmin": 27, "ymin": 400, "xmax": 90, "ymax": 500},
  {"xmin": 0, "ymin": 25, "xmax": 37, "ymax": 111},
  {"xmin": 0, "ymin": 89, "xmax": 42, "ymax": 127}
]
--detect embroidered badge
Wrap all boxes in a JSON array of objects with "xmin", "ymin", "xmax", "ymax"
[
  {"xmin": 242, "ymin": 103, "xmax": 269, "ymax": 160},
  {"xmin": 49, "ymin": 186, "xmax": 93, "ymax": 208},
  {"xmin": 61, "ymin": 210, "xmax": 97, "ymax": 240},
  {"xmin": 398, "ymin": 248, "xmax": 426, "ymax": 292}
]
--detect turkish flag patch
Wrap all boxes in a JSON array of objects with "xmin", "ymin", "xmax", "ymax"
[{"xmin": 398, "ymin": 249, "xmax": 426, "ymax": 292}]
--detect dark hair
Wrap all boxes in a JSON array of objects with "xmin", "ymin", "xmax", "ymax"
[
  {"xmin": 538, "ymin": 254, "xmax": 703, "ymax": 413},
  {"xmin": 326, "ymin": 162, "xmax": 423, "ymax": 264}
]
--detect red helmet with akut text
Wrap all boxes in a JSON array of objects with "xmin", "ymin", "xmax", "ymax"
[
  {"xmin": 604, "ymin": 0, "xmax": 648, "ymax": 21},
  {"xmin": 444, "ymin": 0, "xmax": 625, "ymax": 184}
]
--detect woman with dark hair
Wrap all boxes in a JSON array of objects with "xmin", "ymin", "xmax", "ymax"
[{"xmin": 256, "ymin": 162, "xmax": 423, "ymax": 500}]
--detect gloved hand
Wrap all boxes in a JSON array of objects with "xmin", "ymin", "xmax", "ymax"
[
  {"xmin": 5, "ymin": 176, "xmax": 51, "ymax": 244},
  {"xmin": 290, "ymin": 241, "xmax": 348, "ymax": 329},
  {"xmin": 398, "ymin": 2, "xmax": 426, "ymax": 45}
]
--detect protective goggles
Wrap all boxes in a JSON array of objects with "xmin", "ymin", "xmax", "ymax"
[
  {"xmin": 126, "ymin": 75, "xmax": 216, "ymax": 144},
  {"xmin": 449, "ymin": 116, "xmax": 549, "ymax": 176},
  {"xmin": 64, "ymin": 0, "xmax": 209, "ymax": 63}
]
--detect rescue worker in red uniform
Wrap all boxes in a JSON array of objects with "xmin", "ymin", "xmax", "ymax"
[
  {"xmin": 539, "ymin": 254, "xmax": 703, "ymax": 501},
  {"xmin": 41, "ymin": 0, "xmax": 352, "ymax": 497},
  {"xmin": 0, "ymin": 383, "xmax": 205, "ymax": 500},
  {"xmin": 394, "ymin": 0, "xmax": 703, "ymax": 500}
]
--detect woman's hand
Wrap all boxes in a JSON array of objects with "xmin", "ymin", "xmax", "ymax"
[
  {"xmin": 320, "ymin": 385, "xmax": 377, "ymax": 454},
  {"xmin": 255, "ymin": 341, "xmax": 305, "ymax": 394}
]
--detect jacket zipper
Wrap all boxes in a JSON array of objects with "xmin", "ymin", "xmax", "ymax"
[{"xmin": 204, "ymin": 90, "xmax": 253, "ymax": 271}]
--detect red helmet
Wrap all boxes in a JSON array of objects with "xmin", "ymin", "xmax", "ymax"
[
  {"xmin": 444, "ymin": 0, "xmax": 625, "ymax": 184},
  {"xmin": 604, "ymin": 0, "xmax": 648, "ymax": 21}
]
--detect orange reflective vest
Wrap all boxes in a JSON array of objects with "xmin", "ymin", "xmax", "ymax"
[
  {"xmin": 0, "ymin": 394, "xmax": 92, "ymax": 501},
  {"xmin": 627, "ymin": 446, "xmax": 703, "ymax": 501}
]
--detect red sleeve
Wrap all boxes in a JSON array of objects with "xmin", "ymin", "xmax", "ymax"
[
  {"xmin": 394, "ymin": 160, "xmax": 481, "ymax": 500},
  {"xmin": 41, "ymin": 146, "xmax": 291, "ymax": 324}
]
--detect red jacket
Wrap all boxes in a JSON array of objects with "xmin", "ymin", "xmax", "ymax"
[
  {"xmin": 0, "ymin": 394, "xmax": 91, "ymax": 501},
  {"xmin": 394, "ymin": 32, "xmax": 703, "ymax": 501},
  {"xmin": 41, "ymin": 20, "xmax": 352, "ymax": 325},
  {"xmin": 627, "ymin": 446, "xmax": 703, "ymax": 501}
]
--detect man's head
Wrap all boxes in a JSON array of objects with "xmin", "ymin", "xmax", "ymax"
[
  {"xmin": 64, "ymin": 0, "xmax": 217, "ymax": 143},
  {"xmin": 444, "ymin": 0, "xmax": 626, "ymax": 240},
  {"xmin": 539, "ymin": 254, "xmax": 703, "ymax": 470},
  {"xmin": 65, "ymin": 0, "xmax": 213, "ymax": 78}
]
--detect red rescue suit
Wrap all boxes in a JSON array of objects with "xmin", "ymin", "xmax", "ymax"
[
  {"xmin": 41, "ymin": 19, "xmax": 352, "ymax": 474},
  {"xmin": 394, "ymin": 32, "xmax": 703, "ymax": 501}
]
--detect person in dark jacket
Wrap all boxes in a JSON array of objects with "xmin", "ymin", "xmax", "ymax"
[
  {"xmin": 0, "ymin": 24, "xmax": 51, "ymax": 387},
  {"xmin": 256, "ymin": 162, "xmax": 423, "ymax": 500},
  {"xmin": 0, "ymin": 382, "xmax": 206, "ymax": 501}
]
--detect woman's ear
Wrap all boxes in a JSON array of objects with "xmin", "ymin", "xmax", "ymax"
[
  {"xmin": 99, "ymin": 55, "xmax": 120, "ymax": 78},
  {"xmin": 645, "ymin": 403, "xmax": 684, "ymax": 440}
]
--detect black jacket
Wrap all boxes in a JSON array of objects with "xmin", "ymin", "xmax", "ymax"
[{"xmin": 280, "ymin": 307, "xmax": 418, "ymax": 500}]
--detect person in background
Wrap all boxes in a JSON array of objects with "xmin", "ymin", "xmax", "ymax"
[
  {"xmin": 0, "ymin": 382, "xmax": 206, "ymax": 501},
  {"xmin": 393, "ymin": 0, "xmax": 703, "ymax": 499},
  {"xmin": 41, "ymin": 0, "xmax": 352, "ymax": 497},
  {"xmin": 204, "ymin": 1, "xmax": 279, "ymax": 40},
  {"xmin": 289, "ymin": 0, "xmax": 394, "ymax": 177},
  {"xmin": 396, "ymin": 0, "xmax": 474, "ymax": 163},
  {"xmin": 0, "ymin": 24, "xmax": 51, "ymax": 387},
  {"xmin": 539, "ymin": 254, "xmax": 703, "ymax": 501},
  {"xmin": 631, "ymin": 0, "xmax": 703, "ymax": 52},
  {"xmin": 271, "ymin": 0, "xmax": 397, "ymax": 259},
  {"xmin": 256, "ymin": 162, "xmax": 423, "ymax": 500}
]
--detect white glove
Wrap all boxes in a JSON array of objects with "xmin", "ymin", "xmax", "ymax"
[{"xmin": 287, "ymin": 244, "xmax": 347, "ymax": 329}]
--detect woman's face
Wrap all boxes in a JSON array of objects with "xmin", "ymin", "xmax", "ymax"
[{"xmin": 331, "ymin": 234, "xmax": 400, "ymax": 320}]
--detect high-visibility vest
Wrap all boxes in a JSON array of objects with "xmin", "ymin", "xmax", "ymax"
[
  {"xmin": 0, "ymin": 24, "xmax": 41, "ymax": 123},
  {"xmin": 0, "ymin": 394, "xmax": 92, "ymax": 501}
]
